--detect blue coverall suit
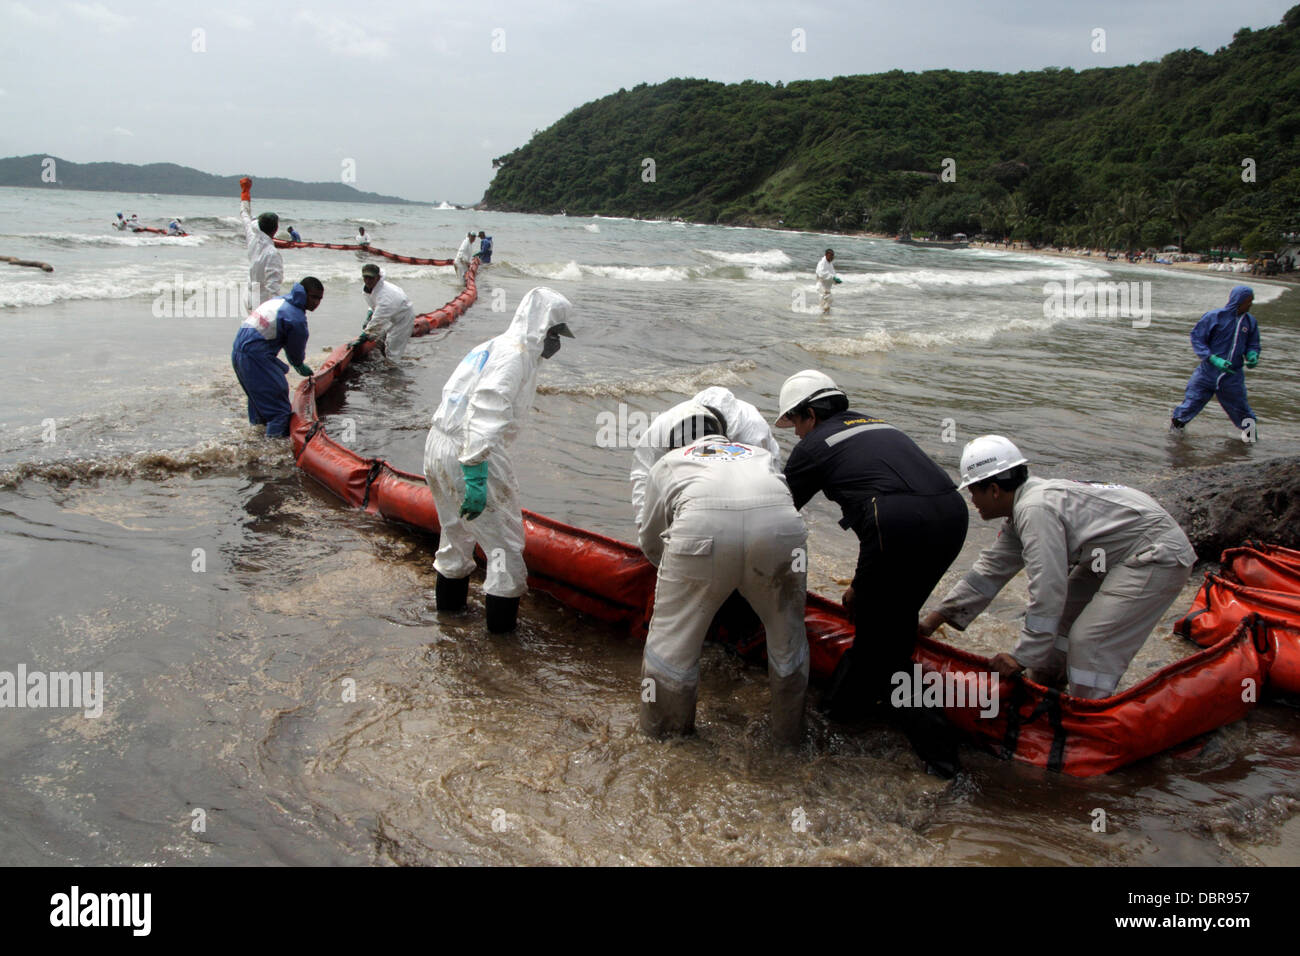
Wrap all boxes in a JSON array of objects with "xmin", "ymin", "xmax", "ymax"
[
  {"xmin": 1172, "ymin": 285, "xmax": 1260, "ymax": 430},
  {"xmin": 231, "ymin": 283, "xmax": 311, "ymax": 438}
]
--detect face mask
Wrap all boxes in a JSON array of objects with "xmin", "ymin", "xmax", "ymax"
[{"xmin": 541, "ymin": 332, "xmax": 562, "ymax": 359}]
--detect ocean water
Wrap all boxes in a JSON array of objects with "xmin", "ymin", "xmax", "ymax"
[{"xmin": 1, "ymin": 185, "xmax": 1298, "ymax": 865}]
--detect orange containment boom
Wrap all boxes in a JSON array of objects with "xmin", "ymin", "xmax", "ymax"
[
  {"xmin": 284, "ymin": 255, "xmax": 1286, "ymax": 777},
  {"xmin": 1176, "ymin": 543, "xmax": 1300, "ymax": 694},
  {"xmin": 274, "ymin": 237, "xmax": 452, "ymax": 267}
]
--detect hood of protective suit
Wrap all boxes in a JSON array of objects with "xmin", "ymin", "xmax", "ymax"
[
  {"xmin": 284, "ymin": 283, "xmax": 309, "ymax": 310},
  {"xmin": 645, "ymin": 401, "xmax": 724, "ymax": 453},
  {"xmin": 694, "ymin": 387, "xmax": 742, "ymax": 438},
  {"xmin": 503, "ymin": 286, "xmax": 573, "ymax": 354},
  {"xmin": 427, "ymin": 287, "xmax": 574, "ymax": 464},
  {"xmin": 1225, "ymin": 285, "xmax": 1254, "ymax": 313}
]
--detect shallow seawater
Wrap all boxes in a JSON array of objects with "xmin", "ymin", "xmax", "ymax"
[{"xmin": 1, "ymin": 189, "xmax": 1298, "ymax": 865}]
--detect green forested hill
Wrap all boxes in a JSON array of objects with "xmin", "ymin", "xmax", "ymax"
[{"xmin": 484, "ymin": 6, "xmax": 1300, "ymax": 250}]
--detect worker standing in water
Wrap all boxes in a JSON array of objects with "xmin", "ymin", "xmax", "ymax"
[
  {"xmin": 230, "ymin": 278, "xmax": 323, "ymax": 438},
  {"xmin": 636, "ymin": 402, "xmax": 809, "ymax": 747},
  {"xmin": 352, "ymin": 263, "xmax": 415, "ymax": 360},
  {"xmin": 238, "ymin": 177, "xmax": 283, "ymax": 309},
  {"xmin": 422, "ymin": 288, "xmax": 575, "ymax": 633},
  {"xmin": 919, "ymin": 435, "xmax": 1195, "ymax": 700},
  {"xmin": 454, "ymin": 231, "xmax": 475, "ymax": 278},
  {"xmin": 815, "ymin": 248, "xmax": 842, "ymax": 314},
  {"xmin": 776, "ymin": 369, "xmax": 967, "ymax": 776},
  {"xmin": 1170, "ymin": 286, "xmax": 1261, "ymax": 438}
]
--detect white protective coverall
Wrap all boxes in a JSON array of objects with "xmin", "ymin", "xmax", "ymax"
[
  {"xmin": 361, "ymin": 274, "xmax": 416, "ymax": 359},
  {"xmin": 422, "ymin": 287, "xmax": 574, "ymax": 598},
  {"xmin": 638, "ymin": 428, "xmax": 809, "ymax": 742},
  {"xmin": 454, "ymin": 235, "xmax": 474, "ymax": 278},
  {"xmin": 815, "ymin": 255, "xmax": 837, "ymax": 313},
  {"xmin": 934, "ymin": 476, "xmax": 1196, "ymax": 698},
  {"xmin": 241, "ymin": 200, "xmax": 283, "ymax": 310},
  {"xmin": 629, "ymin": 387, "xmax": 782, "ymax": 528}
]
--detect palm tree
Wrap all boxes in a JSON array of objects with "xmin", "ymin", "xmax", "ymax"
[
  {"xmin": 1084, "ymin": 203, "xmax": 1111, "ymax": 251},
  {"xmin": 1160, "ymin": 180, "xmax": 1200, "ymax": 251},
  {"xmin": 1006, "ymin": 194, "xmax": 1030, "ymax": 242},
  {"xmin": 1115, "ymin": 190, "xmax": 1152, "ymax": 253}
]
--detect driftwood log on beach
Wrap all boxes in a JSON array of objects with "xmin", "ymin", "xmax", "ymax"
[{"xmin": 2, "ymin": 255, "xmax": 53, "ymax": 272}]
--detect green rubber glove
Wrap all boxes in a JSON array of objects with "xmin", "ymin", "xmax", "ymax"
[
  {"xmin": 833, "ymin": 276, "xmax": 843, "ymax": 284},
  {"xmin": 1209, "ymin": 355, "xmax": 1234, "ymax": 372},
  {"xmin": 293, "ymin": 362, "xmax": 313, "ymax": 377},
  {"xmin": 1245, "ymin": 351, "xmax": 1259, "ymax": 368},
  {"xmin": 364, "ymin": 309, "xmax": 373, "ymax": 325},
  {"xmin": 460, "ymin": 461, "xmax": 489, "ymax": 520}
]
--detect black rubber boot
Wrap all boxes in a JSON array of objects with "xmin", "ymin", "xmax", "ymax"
[
  {"xmin": 895, "ymin": 706, "xmax": 963, "ymax": 780},
  {"xmin": 485, "ymin": 594, "xmax": 520, "ymax": 633},
  {"xmin": 435, "ymin": 573, "xmax": 469, "ymax": 612}
]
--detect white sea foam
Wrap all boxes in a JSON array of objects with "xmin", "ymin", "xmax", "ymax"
[
  {"xmin": 699, "ymin": 249, "xmax": 792, "ymax": 267},
  {"xmin": 539, "ymin": 360, "xmax": 758, "ymax": 398},
  {"xmin": 587, "ymin": 264, "xmax": 689, "ymax": 281},
  {"xmin": 9, "ymin": 231, "xmax": 208, "ymax": 247},
  {"xmin": 797, "ymin": 317, "xmax": 1066, "ymax": 354},
  {"xmin": 0, "ymin": 270, "xmax": 178, "ymax": 308},
  {"xmin": 514, "ymin": 261, "xmax": 688, "ymax": 282},
  {"xmin": 515, "ymin": 261, "xmax": 585, "ymax": 281}
]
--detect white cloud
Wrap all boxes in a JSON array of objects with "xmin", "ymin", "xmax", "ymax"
[
  {"xmin": 294, "ymin": 11, "xmax": 391, "ymax": 59},
  {"xmin": 111, "ymin": 126, "xmax": 133, "ymax": 136},
  {"xmin": 70, "ymin": 1, "xmax": 130, "ymax": 32},
  {"xmin": 219, "ymin": 12, "xmax": 255, "ymax": 31},
  {"xmin": 8, "ymin": 1, "xmax": 54, "ymax": 27}
]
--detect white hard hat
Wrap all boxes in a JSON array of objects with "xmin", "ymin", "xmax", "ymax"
[
  {"xmin": 958, "ymin": 435, "xmax": 1028, "ymax": 489},
  {"xmin": 774, "ymin": 370, "xmax": 845, "ymax": 427},
  {"xmin": 647, "ymin": 401, "xmax": 725, "ymax": 450}
]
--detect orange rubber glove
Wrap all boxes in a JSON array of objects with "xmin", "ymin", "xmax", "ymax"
[{"xmin": 239, "ymin": 177, "xmax": 252, "ymax": 202}]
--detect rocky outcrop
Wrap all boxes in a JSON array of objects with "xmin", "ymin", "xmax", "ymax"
[{"xmin": 1151, "ymin": 456, "xmax": 1300, "ymax": 559}]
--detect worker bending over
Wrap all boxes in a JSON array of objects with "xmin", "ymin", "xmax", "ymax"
[{"xmin": 919, "ymin": 435, "xmax": 1196, "ymax": 699}]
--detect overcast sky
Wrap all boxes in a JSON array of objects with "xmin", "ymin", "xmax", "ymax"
[{"xmin": 1, "ymin": 0, "xmax": 1294, "ymax": 203}]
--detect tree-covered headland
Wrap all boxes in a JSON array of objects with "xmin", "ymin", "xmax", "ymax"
[{"xmin": 484, "ymin": 6, "xmax": 1300, "ymax": 252}]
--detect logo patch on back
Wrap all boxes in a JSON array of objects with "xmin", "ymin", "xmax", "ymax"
[{"xmin": 687, "ymin": 441, "xmax": 753, "ymax": 461}]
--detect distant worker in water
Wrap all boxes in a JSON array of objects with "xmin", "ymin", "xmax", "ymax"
[
  {"xmin": 239, "ymin": 177, "xmax": 283, "ymax": 310},
  {"xmin": 454, "ymin": 231, "xmax": 475, "ymax": 278},
  {"xmin": 287, "ymin": 225, "xmax": 302, "ymax": 243},
  {"xmin": 1170, "ymin": 286, "xmax": 1260, "ymax": 438},
  {"xmin": 230, "ymin": 277, "xmax": 323, "ymax": 438},
  {"xmin": 635, "ymin": 401, "xmax": 809, "ymax": 746},
  {"xmin": 352, "ymin": 263, "xmax": 415, "ymax": 360},
  {"xmin": 355, "ymin": 226, "xmax": 371, "ymax": 247},
  {"xmin": 474, "ymin": 230, "xmax": 493, "ymax": 264},
  {"xmin": 167, "ymin": 219, "xmax": 184, "ymax": 236},
  {"xmin": 919, "ymin": 435, "xmax": 1196, "ymax": 700},
  {"xmin": 423, "ymin": 287, "xmax": 575, "ymax": 633},
  {"xmin": 815, "ymin": 248, "xmax": 842, "ymax": 314},
  {"xmin": 113, "ymin": 212, "xmax": 128, "ymax": 231}
]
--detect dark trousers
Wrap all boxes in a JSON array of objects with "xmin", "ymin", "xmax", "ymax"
[{"xmin": 828, "ymin": 489, "xmax": 969, "ymax": 718}]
